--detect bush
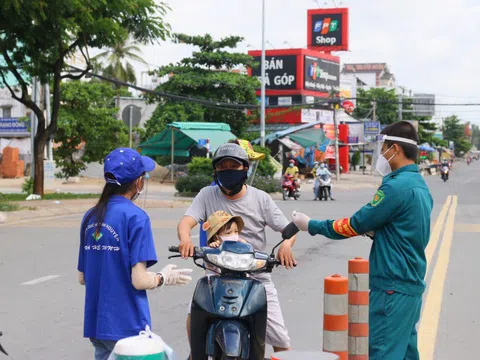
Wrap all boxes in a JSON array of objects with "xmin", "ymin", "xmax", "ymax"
[
  {"xmin": 187, "ymin": 157, "xmax": 213, "ymax": 176},
  {"xmin": 252, "ymin": 146, "xmax": 276, "ymax": 177},
  {"xmin": 252, "ymin": 175, "xmax": 281, "ymax": 193},
  {"xmin": 22, "ymin": 177, "xmax": 34, "ymax": 194},
  {"xmin": 175, "ymin": 174, "xmax": 213, "ymax": 193}
]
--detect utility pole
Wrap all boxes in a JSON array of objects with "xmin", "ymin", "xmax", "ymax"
[
  {"xmin": 129, "ymin": 105, "xmax": 133, "ymax": 148},
  {"xmin": 398, "ymin": 94, "xmax": 403, "ymax": 121},
  {"xmin": 333, "ymin": 105, "xmax": 340, "ymax": 181},
  {"xmin": 260, "ymin": 0, "xmax": 266, "ymax": 147},
  {"xmin": 372, "ymin": 100, "xmax": 377, "ymax": 121}
]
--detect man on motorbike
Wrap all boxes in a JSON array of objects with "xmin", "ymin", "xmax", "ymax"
[
  {"xmin": 284, "ymin": 159, "xmax": 301, "ymax": 190},
  {"xmin": 178, "ymin": 143, "xmax": 296, "ymax": 356},
  {"xmin": 314, "ymin": 163, "xmax": 335, "ymax": 201}
]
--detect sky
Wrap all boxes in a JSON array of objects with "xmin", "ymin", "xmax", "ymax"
[{"xmin": 132, "ymin": 0, "xmax": 480, "ymax": 125}]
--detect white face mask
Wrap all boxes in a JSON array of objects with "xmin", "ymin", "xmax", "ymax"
[
  {"xmin": 219, "ymin": 234, "xmax": 240, "ymax": 242},
  {"xmin": 376, "ymin": 146, "xmax": 396, "ymax": 176},
  {"xmin": 131, "ymin": 173, "xmax": 150, "ymax": 203}
]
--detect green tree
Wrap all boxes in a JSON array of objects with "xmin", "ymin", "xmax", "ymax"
[
  {"xmin": 94, "ymin": 36, "xmax": 147, "ymax": 112},
  {"xmin": 54, "ymin": 81, "xmax": 129, "ymax": 179},
  {"xmin": 144, "ymin": 34, "xmax": 260, "ymax": 140},
  {"xmin": 0, "ymin": 0, "xmax": 170, "ymax": 195},
  {"xmin": 352, "ymin": 88, "xmax": 398, "ymax": 124},
  {"xmin": 443, "ymin": 115, "xmax": 471, "ymax": 156}
]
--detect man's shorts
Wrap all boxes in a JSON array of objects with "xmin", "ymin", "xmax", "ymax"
[{"xmin": 188, "ymin": 272, "xmax": 291, "ymax": 349}]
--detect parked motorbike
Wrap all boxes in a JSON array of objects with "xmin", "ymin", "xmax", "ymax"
[
  {"xmin": 282, "ymin": 174, "xmax": 300, "ymax": 201},
  {"xmin": 168, "ymin": 223, "xmax": 300, "ymax": 360},
  {"xmin": 316, "ymin": 174, "xmax": 332, "ymax": 201},
  {"xmin": 441, "ymin": 166, "xmax": 449, "ymax": 182}
]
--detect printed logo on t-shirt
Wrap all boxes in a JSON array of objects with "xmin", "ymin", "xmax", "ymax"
[{"xmin": 92, "ymin": 231, "xmax": 103, "ymax": 242}]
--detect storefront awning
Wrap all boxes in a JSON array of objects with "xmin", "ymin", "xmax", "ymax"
[{"xmin": 139, "ymin": 122, "xmax": 236, "ymax": 157}]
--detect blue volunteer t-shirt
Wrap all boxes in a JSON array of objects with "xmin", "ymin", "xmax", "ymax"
[{"xmin": 78, "ymin": 195, "xmax": 158, "ymax": 341}]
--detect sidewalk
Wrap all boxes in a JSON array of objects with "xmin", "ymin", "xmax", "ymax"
[{"xmin": 1, "ymin": 198, "xmax": 192, "ymax": 225}]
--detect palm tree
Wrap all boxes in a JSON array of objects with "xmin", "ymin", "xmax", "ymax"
[{"xmin": 93, "ymin": 37, "xmax": 147, "ymax": 116}]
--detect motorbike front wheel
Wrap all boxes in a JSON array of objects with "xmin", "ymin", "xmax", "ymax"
[{"xmin": 283, "ymin": 189, "xmax": 289, "ymax": 200}]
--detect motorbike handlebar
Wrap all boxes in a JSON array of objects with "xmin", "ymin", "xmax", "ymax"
[{"xmin": 169, "ymin": 246, "xmax": 180, "ymax": 253}]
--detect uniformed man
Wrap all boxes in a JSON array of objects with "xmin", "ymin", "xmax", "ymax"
[{"xmin": 292, "ymin": 121, "xmax": 433, "ymax": 360}]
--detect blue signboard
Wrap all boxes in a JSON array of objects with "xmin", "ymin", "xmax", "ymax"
[
  {"xmin": 364, "ymin": 122, "xmax": 380, "ymax": 135},
  {"xmin": 0, "ymin": 118, "xmax": 29, "ymax": 133},
  {"xmin": 256, "ymin": 96, "xmax": 269, "ymax": 106},
  {"xmin": 348, "ymin": 136, "xmax": 359, "ymax": 144}
]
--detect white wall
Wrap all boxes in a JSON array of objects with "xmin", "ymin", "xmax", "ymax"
[
  {"xmin": 118, "ymin": 97, "xmax": 158, "ymax": 128},
  {"xmin": 0, "ymin": 87, "xmax": 27, "ymax": 117},
  {"xmin": 355, "ymin": 73, "xmax": 377, "ymax": 87}
]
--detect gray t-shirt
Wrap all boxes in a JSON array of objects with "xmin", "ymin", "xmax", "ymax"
[{"xmin": 185, "ymin": 186, "xmax": 289, "ymax": 252}]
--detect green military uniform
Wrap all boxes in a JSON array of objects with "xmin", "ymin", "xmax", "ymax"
[{"xmin": 308, "ymin": 164, "xmax": 433, "ymax": 360}]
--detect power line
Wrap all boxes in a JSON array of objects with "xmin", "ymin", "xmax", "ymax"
[{"xmin": 65, "ymin": 65, "xmax": 480, "ymax": 110}]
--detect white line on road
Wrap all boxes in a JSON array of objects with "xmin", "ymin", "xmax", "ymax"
[
  {"xmin": 191, "ymin": 235, "xmax": 199, "ymax": 239},
  {"xmin": 21, "ymin": 275, "xmax": 60, "ymax": 285}
]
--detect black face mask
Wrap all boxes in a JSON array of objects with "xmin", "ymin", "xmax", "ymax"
[{"xmin": 215, "ymin": 169, "xmax": 248, "ymax": 196}]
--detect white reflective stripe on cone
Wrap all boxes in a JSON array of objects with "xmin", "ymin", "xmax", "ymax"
[
  {"xmin": 348, "ymin": 273, "xmax": 369, "ymax": 291},
  {"xmin": 324, "ymin": 294, "xmax": 348, "ymax": 316},
  {"xmin": 323, "ymin": 330, "xmax": 349, "ymax": 352},
  {"xmin": 348, "ymin": 304, "xmax": 369, "ymax": 323},
  {"xmin": 348, "ymin": 336, "xmax": 369, "ymax": 356}
]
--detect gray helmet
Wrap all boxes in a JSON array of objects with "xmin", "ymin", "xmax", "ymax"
[{"xmin": 212, "ymin": 143, "xmax": 249, "ymax": 168}]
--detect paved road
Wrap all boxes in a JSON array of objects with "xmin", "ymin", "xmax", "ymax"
[{"xmin": 0, "ymin": 161, "xmax": 478, "ymax": 359}]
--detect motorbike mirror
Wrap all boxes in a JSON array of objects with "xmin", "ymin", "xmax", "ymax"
[
  {"xmin": 270, "ymin": 222, "xmax": 300, "ymax": 257},
  {"xmin": 0, "ymin": 331, "xmax": 8, "ymax": 355}
]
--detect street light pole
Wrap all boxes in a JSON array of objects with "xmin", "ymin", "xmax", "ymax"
[{"xmin": 260, "ymin": 0, "xmax": 266, "ymax": 147}]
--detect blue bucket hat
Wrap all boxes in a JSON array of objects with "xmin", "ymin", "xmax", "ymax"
[{"xmin": 104, "ymin": 148, "xmax": 156, "ymax": 185}]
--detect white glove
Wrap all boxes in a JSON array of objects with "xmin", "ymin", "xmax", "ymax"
[
  {"xmin": 292, "ymin": 211, "xmax": 311, "ymax": 232},
  {"xmin": 159, "ymin": 264, "xmax": 193, "ymax": 286}
]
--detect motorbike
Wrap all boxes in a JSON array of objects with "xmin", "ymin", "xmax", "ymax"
[
  {"xmin": 316, "ymin": 174, "xmax": 332, "ymax": 201},
  {"xmin": 467, "ymin": 157, "xmax": 471, "ymax": 165},
  {"xmin": 441, "ymin": 166, "xmax": 449, "ymax": 182},
  {"xmin": 168, "ymin": 223, "xmax": 300, "ymax": 360},
  {"xmin": 0, "ymin": 331, "xmax": 7, "ymax": 356},
  {"xmin": 282, "ymin": 174, "xmax": 300, "ymax": 201}
]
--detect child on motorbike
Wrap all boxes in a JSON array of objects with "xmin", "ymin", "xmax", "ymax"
[{"xmin": 202, "ymin": 210, "xmax": 248, "ymax": 273}]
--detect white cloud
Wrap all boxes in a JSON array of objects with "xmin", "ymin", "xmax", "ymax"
[{"xmin": 135, "ymin": 0, "xmax": 480, "ymax": 123}]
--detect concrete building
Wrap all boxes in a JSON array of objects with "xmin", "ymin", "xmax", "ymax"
[{"xmin": 342, "ymin": 63, "xmax": 396, "ymax": 89}]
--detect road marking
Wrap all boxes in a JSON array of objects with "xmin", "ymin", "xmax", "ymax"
[
  {"xmin": 191, "ymin": 235, "xmax": 199, "ymax": 239},
  {"xmin": 21, "ymin": 275, "xmax": 60, "ymax": 285},
  {"xmin": 418, "ymin": 195, "xmax": 457, "ymax": 360},
  {"xmin": 425, "ymin": 195, "xmax": 452, "ymax": 276}
]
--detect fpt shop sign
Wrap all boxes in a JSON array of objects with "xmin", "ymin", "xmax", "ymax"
[
  {"xmin": 307, "ymin": 8, "xmax": 349, "ymax": 52},
  {"xmin": 251, "ymin": 55, "xmax": 297, "ymax": 90},
  {"xmin": 304, "ymin": 56, "xmax": 340, "ymax": 92}
]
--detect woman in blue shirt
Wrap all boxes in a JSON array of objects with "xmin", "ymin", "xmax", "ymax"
[{"xmin": 78, "ymin": 148, "xmax": 193, "ymax": 360}]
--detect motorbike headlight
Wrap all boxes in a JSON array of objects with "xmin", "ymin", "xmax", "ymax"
[{"xmin": 206, "ymin": 251, "xmax": 267, "ymax": 271}]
